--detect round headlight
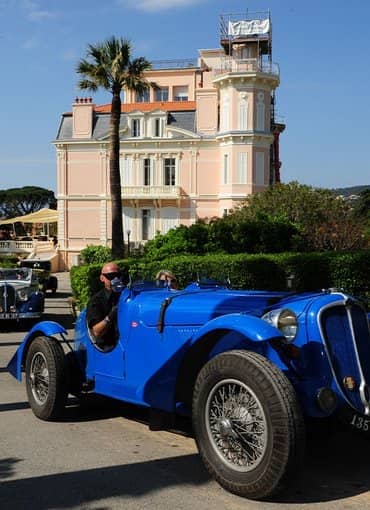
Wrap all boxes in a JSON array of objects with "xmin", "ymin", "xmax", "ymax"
[
  {"xmin": 262, "ymin": 308, "xmax": 298, "ymax": 343},
  {"xmin": 17, "ymin": 288, "xmax": 30, "ymax": 301}
]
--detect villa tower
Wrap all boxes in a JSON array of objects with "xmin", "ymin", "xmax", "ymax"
[{"xmin": 55, "ymin": 11, "xmax": 284, "ymax": 269}]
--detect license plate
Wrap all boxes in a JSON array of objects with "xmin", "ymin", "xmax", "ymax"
[{"xmin": 0, "ymin": 313, "xmax": 18, "ymax": 319}]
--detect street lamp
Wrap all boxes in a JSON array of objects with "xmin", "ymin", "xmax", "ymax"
[{"xmin": 126, "ymin": 229, "xmax": 131, "ymax": 257}]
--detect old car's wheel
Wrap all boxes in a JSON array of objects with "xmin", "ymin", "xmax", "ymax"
[
  {"xmin": 25, "ymin": 336, "xmax": 67, "ymax": 420},
  {"xmin": 192, "ymin": 350, "xmax": 305, "ymax": 500},
  {"xmin": 49, "ymin": 276, "xmax": 58, "ymax": 294}
]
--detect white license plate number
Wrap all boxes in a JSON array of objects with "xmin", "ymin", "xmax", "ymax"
[{"xmin": 350, "ymin": 413, "xmax": 370, "ymax": 431}]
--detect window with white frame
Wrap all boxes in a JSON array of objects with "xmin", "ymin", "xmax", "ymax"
[
  {"xmin": 223, "ymin": 154, "xmax": 228, "ymax": 184},
  {"xmin": 256, "ymin": 92, "xmax": 265, "ymax": 131},
  {"xmin": 239, "ymin": 95, "xmax": 248, "ymax": 130},
  {"xmin": 161, "ymin": 207, "xmax": 178, "ymax": 234},
  {"xmin": 164, "ymin": 158, "xmax": 176, "ymax": 185},
  {"xmin": 173, "ymin": 86, "xmax": 188, "ymax": 101},
  {"xmin": 120, "ymin": 156, "xmax": 134, "ymax": 185},
  {"xmin": 255, "ymin": 152, "xmax": 265, "ymax": 185},
  {"xmin": 143, "ymin": 158, "xmax": 151, "ymax": 186},
  {"xmin": 155, "ymin": 87, "xmax": 169, "ymax": 101},
  {"xmin": 142, "ymin": 209, "xmax": 153, "ymax": 240},
  {"xmin": 237, "ymin": 152, "xmax": 247, "ymax": 183},
  {"xmin": 132, "ymin": 118, "xmax": 141, "ymax": 137},
  {"xmin": 136, "ymin": 89, "xmax": 150, "ymax": 102},
  {"xmin": 123, "ymin": 207, "xmax": 134, "ymax": 235},
  {"xmin": 221, "ymin": 94, "xmax": 230, "ymax": 132},
  {"xmin": 153, "ymin": 118, "xmax": 163, "ymax": 137}
]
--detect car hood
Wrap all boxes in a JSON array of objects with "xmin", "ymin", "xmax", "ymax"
[{"xmin": 130, "ymin": 288, "xmax": 288, "ymax": 327}]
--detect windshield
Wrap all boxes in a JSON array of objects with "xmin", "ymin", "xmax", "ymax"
[{"xmin": 0, "ymin": 268, "xmax": 32, "ymax": 281}]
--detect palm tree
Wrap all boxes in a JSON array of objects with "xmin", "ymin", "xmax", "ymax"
[{"xmin": 76, "ymin": 36, "xmax": 154, "ymax": 258}]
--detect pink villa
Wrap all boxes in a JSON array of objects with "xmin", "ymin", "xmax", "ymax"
[{"xmin": 54, "ymin": 12, "xmax": 285, "ymax": 270}]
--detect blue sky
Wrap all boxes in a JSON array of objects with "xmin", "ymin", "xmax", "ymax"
[{"xmin": 1, "ymin": 0, "xmax": 369, "ymax": 192}]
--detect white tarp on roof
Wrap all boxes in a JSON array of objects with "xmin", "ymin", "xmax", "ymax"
[{"xmin": 228, "ymin": 18, "xmax": 270, "ymax": 37}]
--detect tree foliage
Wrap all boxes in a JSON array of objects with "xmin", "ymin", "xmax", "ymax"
[
  {"xmin": 0, "ymin": 186, "xmax": 56, "ymax": 219},
  {"xmin": 143, "ymin": 182, "xmax": 368, "ymax": 259},
  {"xmin": 236, "ymin": 182, "xmax": 367, "ymax": 251},
  {"xmin": 76, "ymin": 36, "xmax": 155, "ymax": 259},
  {"xmin": 80, "ymin": 245, "xmax": 112, "ymax": 265}
]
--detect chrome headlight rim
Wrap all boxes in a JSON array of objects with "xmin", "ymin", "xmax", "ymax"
[
  {"xmin": 17, "ymin": 287, "xmax": 31, "ymax": 301},
  {"xmin": 262, "ymin": 307, "xmax": 298, "ymax": 343}
]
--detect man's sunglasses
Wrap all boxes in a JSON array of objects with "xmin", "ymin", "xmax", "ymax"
[{"xmin": 102, "ymin": 272, "xmax": 121, "ymax": 281}]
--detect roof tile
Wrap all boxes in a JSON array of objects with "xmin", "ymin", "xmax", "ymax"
[{"xmin": 94, "ymin": 101, "xmax": 196, "ymax": 113}]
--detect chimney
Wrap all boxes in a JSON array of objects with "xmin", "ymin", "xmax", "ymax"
[{"xmin": 72, "ymin": 97, "xmax": 94, "ymax": 138}]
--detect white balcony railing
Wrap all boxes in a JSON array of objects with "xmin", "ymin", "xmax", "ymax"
[
  {"xmin": 0, "ymin": 240, "xmax": 55, "ymax": 255},
  {"xmin": 213, "ymin": 57, "xmax": 279, "ymax": 78},
  {"xmin": 121, "ymin": 185, "xmax": 181, "ymax": 199}
]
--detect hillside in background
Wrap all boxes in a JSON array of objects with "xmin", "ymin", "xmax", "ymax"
[{"xmin": 332, "ymin": 185, "xmax": 370, "ymax": 196}]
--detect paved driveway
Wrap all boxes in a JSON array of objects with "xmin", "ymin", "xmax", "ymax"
[{"xmin": 1, "ymin": 273, "xmax": 370, "ymax": 509}]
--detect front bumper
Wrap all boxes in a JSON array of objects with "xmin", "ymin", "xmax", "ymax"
[{"xmin": 0, "ymin": 312, "xmax": 42, "ymax": 320}]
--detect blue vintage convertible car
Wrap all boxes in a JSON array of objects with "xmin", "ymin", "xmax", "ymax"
[{"xmin": 7, "ymin": 278, "xmax": 370, "ymax": 499}]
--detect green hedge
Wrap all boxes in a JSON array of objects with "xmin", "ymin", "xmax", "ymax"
[{"xmin": 70, "ymin": 250, "xmax": 370, "ymax": 310}]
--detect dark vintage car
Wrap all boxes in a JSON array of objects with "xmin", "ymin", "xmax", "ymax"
[
  {"xmin": 19, "ymin": 259, "xmax": 58, "ymax": 294},
  {"xmin": 7, "ymin": 278, "xmax": 370, "ymax": 500},
  {"xmin": 0, "ymin": 267, "xmax": 44, "ymax": 320}
]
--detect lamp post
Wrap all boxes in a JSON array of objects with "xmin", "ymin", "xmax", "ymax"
[{"xmin": 126, "ymin": 229, "xmax": 131, "ymax": 258}]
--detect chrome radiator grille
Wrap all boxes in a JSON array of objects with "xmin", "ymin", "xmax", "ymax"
[{"xmin": 320, "ymin": 301, "xmax": 370, "ymax": 414}]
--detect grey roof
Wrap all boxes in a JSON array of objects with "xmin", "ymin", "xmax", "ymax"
[
  {"xmin": 167, "ymin": 111, "xmax": 196, "ymax": 133},
  {"xmin": 55, "ymin": 110, "xmax": 196, "ymax": 141}
]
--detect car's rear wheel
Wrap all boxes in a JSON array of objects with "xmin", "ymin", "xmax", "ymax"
[
  {"xmin": 192, "ymin": 350, "xmax": 305, "ymax": 500},
  {"xmin": 25, "ymin": 336, "xmax": 67, "ymax": 420},
  {"xmin": 49, "ymin": 276, "xmax": 58, "ymax": 294}
]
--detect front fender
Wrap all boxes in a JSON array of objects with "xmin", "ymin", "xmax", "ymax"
[
  {"xmin": 7, "ymin": 321, "xmax": 67, "ymax": 381},
  {"xmin": 190, "ymin": 313, "xmax": 284, "ymax": 346}
]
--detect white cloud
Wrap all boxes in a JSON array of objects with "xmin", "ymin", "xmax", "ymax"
[
  {"xmin": 22, "ymin": 0, "xmax": 58, "ymax": 21},
  {"xmin": 118, "ymin": 0, "xmax": 206, "ymax": 12}
]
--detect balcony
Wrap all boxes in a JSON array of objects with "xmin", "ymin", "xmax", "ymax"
[
  {"xmin": 213, "ymin": 57, "xmax": 279, "ymax": 78},
  {"xmin": 0, "ymin": 239, "xmax": 55, "ymax": 255},
  {"xmin": 151, "ymin": 59, "xmax": 198, "ymax": 70},
  {"xmin": 121, "ymin": 185, "xmax": 181, "ymax": 199}
]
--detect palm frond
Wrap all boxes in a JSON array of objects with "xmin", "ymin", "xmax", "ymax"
[{"xmin": 77, "ymin": 79, "xmax": 98, "ymax": 92}]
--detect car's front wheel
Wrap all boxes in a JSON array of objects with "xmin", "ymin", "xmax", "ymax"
[
  {"xmin": 192, "ymin": 350, "xmax": 305, "ymax": 500},
  {"xmin": 25, "ymin": 336, "xmax": 67, "ymax": 420}
]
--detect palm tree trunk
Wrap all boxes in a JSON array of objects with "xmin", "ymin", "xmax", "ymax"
[{"xmin": 109, "ymin": 88, "xmax": 124, "ymax": 259}]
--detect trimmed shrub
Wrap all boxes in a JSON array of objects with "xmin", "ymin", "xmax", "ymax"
[{"xmin": 70, "ymin": 250, "xmax": 370, "ymax": 311}]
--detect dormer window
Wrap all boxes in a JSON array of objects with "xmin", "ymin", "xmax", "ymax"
[
  {"xmin": 154, "ymin": 118, "xmax": 163, "ymax": 137},
  {"xmin": 132, "ymin": 118, "xmax": 141, "ymax": 137}
]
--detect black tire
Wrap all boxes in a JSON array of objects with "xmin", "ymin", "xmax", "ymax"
[
  {"xmin": 25, "ymin": 336, "xmax": 67, "ymax": 420},
  {"xmin": 64, "ymin": 351, "xmax": 83, "ymax": 396},
  {"xmin": 49, "ymin": 276, "xmax": 58, "ymax": 294},
  {"xmin": 192, "ymin": 350, "xmax": 305, "ymax": 500}
]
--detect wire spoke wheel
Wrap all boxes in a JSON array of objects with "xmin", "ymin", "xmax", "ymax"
[
  {"xmin": 25, "ymin": 336, "xmax": 67, "ymax": 421},
  {"xmin": 29, "ymin": 351, "xmax": 50, "ymax": 406},
  {"xmin": 206, "ymin": 379, "xmax": 267, "ymax": 472},
  {"xmin": 193, "ymin": 350, "xmax": 305, "ymax": 499}
]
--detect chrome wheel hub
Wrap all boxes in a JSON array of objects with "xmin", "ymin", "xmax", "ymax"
[
  {"xmin": 29, "ymin": 352, "xmax": 49, "ymax": 406},
  {"xmin": 206, "ymin": 379, "xmax": 267, "ymax": 472}
]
